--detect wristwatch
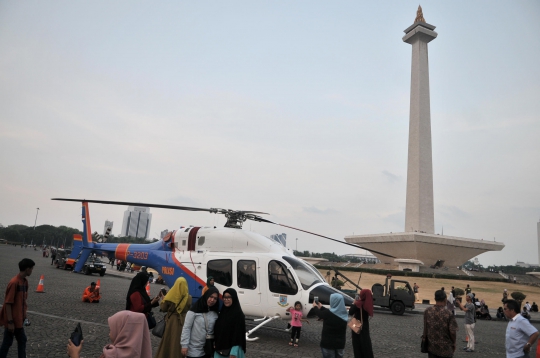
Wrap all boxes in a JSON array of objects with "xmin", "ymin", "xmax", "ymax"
[{"xmin": 526, "ymin": 343, "xmax": 532, "ymax": 347}]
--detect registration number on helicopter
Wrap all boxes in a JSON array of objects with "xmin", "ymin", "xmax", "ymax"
[{"xmin": 132, "ymin": 251, "xmax": 148, "ymax": 260}]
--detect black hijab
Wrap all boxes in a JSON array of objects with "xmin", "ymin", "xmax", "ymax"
[
  {"xmin": 126, "ymin": 272, "xmax": 151, "ymax": 310},
  {"xmin": 214, "ymin": 288, "xmax": 246, "ymax": 353},
  {"xmin": 190, "ymin": 286, "xmax": 220, "ymax": 313}
]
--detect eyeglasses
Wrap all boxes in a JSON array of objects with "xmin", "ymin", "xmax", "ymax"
[{"xmin": 223, "ymin": 296, "xmax": 232, "ymax": 300}]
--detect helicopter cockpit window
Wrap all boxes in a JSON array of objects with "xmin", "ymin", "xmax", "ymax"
[
  {"xmin": 237, "ymin": 260, "xmax": 257, "ymax": 290},
  {"xmin": 268, "ymin": 260, "xmax": 298, "ymax": 295},
  {"xmin": 282, "ymin": 256, "xmax": 323, "ymax": 290},
  {"xmin": 207, "ymin": 259, "xmax": 232, "ymax": 287}
]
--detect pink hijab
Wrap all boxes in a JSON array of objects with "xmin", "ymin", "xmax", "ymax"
[
  {"xmin": 100, "ymin": 311, "xmax": 152, "ymax": 358},
  {"xmin": 355, "ymin": 289, "xmax": 374, "ymax": 317}
]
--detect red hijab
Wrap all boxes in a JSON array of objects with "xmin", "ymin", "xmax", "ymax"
[{"xmin": 355, "ymin": 289, "xmax": 374, "ymax": 317}]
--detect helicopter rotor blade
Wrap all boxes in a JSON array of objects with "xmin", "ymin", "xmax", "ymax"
[
  {"xmin": 251, "ymin": 216, "xmax": 395, "ymax": 258},
  {"xmin": 51, "ymin": 198, "xmax": 268, "ymax": 215}
]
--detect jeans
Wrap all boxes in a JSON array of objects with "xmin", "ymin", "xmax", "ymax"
[
  {"xmin": 321, "ymin": 347, "xmax": 344, "ymax": 358},
  {"xmin": 465, "ymin": 323, "xmax": 475, "ymax": 351},
  {"xmin": 0, "ymin": 327, "xmax": 27, "ymax": 358}
]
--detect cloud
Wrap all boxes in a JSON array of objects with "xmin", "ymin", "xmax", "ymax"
[
  {"xmin": 302, "ymin": 207, "xmax": 339, "ymax": 215},
  {"xmin": 437, "ymin": 205, "xmax": 470, "ymax": 220},
  {"xmin": 382, "ymin": 170, "xmax": 401, "ymax": 184}
]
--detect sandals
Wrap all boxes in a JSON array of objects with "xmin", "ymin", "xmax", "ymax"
[
  {"xmin": 288, "ymin": 342, "xmax": 293, "ymax": 346},
  {"xmin": 294, "ymin": 344, "xmax": 299, "ymax": 347}
]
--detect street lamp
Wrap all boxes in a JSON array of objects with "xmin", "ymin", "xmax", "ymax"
[{"xmin": 33, "ymin": 208, "xmax": 39, "ymax": 230}]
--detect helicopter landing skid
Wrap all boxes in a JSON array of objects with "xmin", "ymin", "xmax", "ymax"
[{"xmin": 245, "ymin": 315, "xmax": 281, "ymax": 342}]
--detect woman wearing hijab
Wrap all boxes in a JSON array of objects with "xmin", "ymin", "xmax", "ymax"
[
  {"xmin": 155, "ymin": 277, "xmax": 192, "ymax": 358},
  {"xmin": 312, "ymin": 293, "xmax": 348, "ymax": 358},
  {"xmin": 348, "ymin": 289, "xmax": 374, "ymax": 358},
  {"xmin": 126, "ymin": 272, "xmax": 161, "ymax": 328},
  {"xmin": 214, "ymin": 288, "xmax": 246, "ymax": 358},
  {"xmin": 67, "ymin": 310, "xmax": 152, "ymax": 358},
  {"xmin": 181, "ymin": 287, "xmax": 220, "ymax": 358},
  {"xmin": 202, "ymin": 276, "xmax": 215, "ymax": 296}
]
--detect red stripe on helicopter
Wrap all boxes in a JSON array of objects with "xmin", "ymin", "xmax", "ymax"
[
  {"xmin": 170, "ymin": 228, "xmax": 206, "ymax": 287},
  {"xmin": 115, "ymin": 244, "xmax": 131, "ymax": 261},
  {"xmin": 73, "ymin": 234, "xmax": 82, "ymax": 241},
  {"xmin": 82, "ymin": 202, "xmax": 93, "ymax": 243}
]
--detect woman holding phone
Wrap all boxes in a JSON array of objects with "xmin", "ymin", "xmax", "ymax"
[
  {"xmin": 311, "ymin": 293, "xmax": 348, "ymax": 358},
  {"xmin": 155, "ymin": 277, "xmax": 192, "ymax": 358}
]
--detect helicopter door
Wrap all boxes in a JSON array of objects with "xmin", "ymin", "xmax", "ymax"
[
  {"xmin": 267, "ymin": 260, "xmax": 299, "ymax": 311},
  {"xmin": 236, "ymin": 259, "xmax": 260, "ymax": 306}
]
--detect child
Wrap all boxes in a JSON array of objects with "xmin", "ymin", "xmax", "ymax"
[{"xmin": 286, "ymin": 301, "xmax": 310, "ymax": 347}]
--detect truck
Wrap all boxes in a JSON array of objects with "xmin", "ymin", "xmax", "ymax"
[{"xmin": 329, "ymin": 268, "xmax": 415, "ymax": 315}]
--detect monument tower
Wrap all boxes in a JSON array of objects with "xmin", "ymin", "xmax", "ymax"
[
  {"xmin": 403, "ymin": 6, "xmax": 437, "ymax": 234},
  {"xmin": 344, "ymin": 7, "xmax": 504, "ymax": 268}
]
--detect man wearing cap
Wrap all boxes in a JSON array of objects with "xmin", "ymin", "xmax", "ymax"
[
  {"xmin": 82, "ymin": 282, "xmax": 101, "ymax": 303},
  {"xmin": 504, "ymin": 299, "xmax": 539, "ymax": 357},
  {"xmin": 457, "ymin": 293, "xmax": 476, "ymax": 353}
]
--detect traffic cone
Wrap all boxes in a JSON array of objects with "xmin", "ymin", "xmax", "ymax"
[
  {"xmin": 146, "ymin": 281, "xmax": 150, "ymax": 296},
  {"xmin": 35, "ymin": 274, "xmax": 45, "ymax": 293},
  {"xmin": 96, "ymin": 279, "xmax": 101, "ymax": 290}
]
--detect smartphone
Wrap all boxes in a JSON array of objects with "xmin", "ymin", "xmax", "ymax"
[
  {"xmin": 70, "ymin": 323, "xmax": 83, "ymax": 347},
  {"xmin": 355, "ymin": 294, "xmax": 360, "ymax": 301},
  {"xmin": 161, "ymin": 288, "xmax": 167, "ymax": 295},
  {"xmin": 314, "ymin": 296, "xmax": 319, "ymax": 304}
]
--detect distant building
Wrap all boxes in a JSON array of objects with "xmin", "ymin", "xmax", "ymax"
[
  {"xmin": 103, "ymin": 220, "xmax": 113, "ymax": 235},
  {"xmin": 537, "ymin": 219, "xmax": 540, "ymax": 265},
  {"xmin": 270, "ymin": 233, "xmax": 287, "ymax": 247},
  {"xmin": 120, "ymin": 206, "xmax": 152, "ymax": 239},
  {"xmin": 160, "ymin": 229, "xmax": 169, "ymax": 239},
  {"xmin": 516, "ymin": 261, "xmax": 540, "ymax": 268}
]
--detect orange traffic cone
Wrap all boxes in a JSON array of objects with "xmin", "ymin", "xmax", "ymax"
[
  {"xmin": 35, "ymin": 274, "xmax": 45, "ymax": 293},
  {"xmin": 146, "ymin": 282, "xmax": 150, "ymax": 296},
  {"xmin": 96, "ymin": 279, "xmax": 101, "ymax": 290}
]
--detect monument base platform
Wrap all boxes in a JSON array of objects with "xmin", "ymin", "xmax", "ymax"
[{"xmin": 345, "ymin": 232, "xmax": 504, "ymax": 267}]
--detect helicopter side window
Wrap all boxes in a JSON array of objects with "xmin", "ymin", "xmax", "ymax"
[
  {"xmin": 268, "ymin": 260, "xmax": 298, "ymax": 295},
  {"xmin": 207, "ymin": 259, "xmax": 232, "ymax": 287},
  {"xmin": 237, "ymin": 260, "xmax": 257, "ymax": 290}
]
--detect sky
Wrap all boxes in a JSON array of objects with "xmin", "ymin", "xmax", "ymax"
[{"xmin": 1, "ymin": 1, "xmax": 539, "ymax": 266}]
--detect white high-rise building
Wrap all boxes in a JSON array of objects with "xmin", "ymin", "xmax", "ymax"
[
  {"xmin": 270, "ymin": 233, "xmax": 287, "ymax": 247},
  {"xmin": 103, "ymin": 220, "xmax": 114, "ymax": 235},
  {"xmin": 121, "ymin": 206, "xmax": 152, "ymax": 239}
]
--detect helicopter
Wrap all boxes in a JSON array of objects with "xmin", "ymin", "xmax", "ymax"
[{"xmin": 52, "ymin": 198, "xmax": 394, "ymax": 340}]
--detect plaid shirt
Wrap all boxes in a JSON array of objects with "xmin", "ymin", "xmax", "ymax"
[{"xmin": 424, "ymin": 305, "xmax": 458, "ymax": 357}]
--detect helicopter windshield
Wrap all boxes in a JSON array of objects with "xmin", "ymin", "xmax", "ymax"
[{"xmin": 282, "ymin": 256, "xmax": 323, "ymax": 290}]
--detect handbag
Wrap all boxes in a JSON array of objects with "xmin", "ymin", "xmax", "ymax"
[
  {"xmin": 152, "ymin": 301, "xmax": 182, "ymax": 338},
  {"xmin": 146, "ymin": 311, "xmax": 156, "ymax": 330},
  {"xmin": 348, "ymin": 307, "xmax": 363, "ymax": 334},
  {"xmin": 421, "ymin": 336, "xmax": 429, "ymax": 353},
  {"xmin": 203, "ymin": 313, "xmax": 215, "ymax": 356},
  {"xmin": 216, "ymin": 347, "xmax": 231, "ymax": 356}
]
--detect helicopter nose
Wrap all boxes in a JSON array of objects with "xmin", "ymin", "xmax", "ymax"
[{"xmin": 309, "ymin": 285, "xmax": 354, "ymax": 306}]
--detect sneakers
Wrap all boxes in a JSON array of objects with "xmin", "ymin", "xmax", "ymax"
[{"xmin": 465, "ymin": 349, "xmax": 474, "ymax": 353}]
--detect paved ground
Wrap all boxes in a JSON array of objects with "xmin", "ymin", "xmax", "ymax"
[{"xmin": 0, "ymin": 246, "xmax": 538, "ymax": 357}]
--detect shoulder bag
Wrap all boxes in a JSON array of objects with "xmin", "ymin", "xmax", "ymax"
[
  {"xmin": 347, "ymin": 307, "xmax": 363, "ymax": 334},
  {"xmin": 152, "ymin": 301, "xmax": 181, "ymax": 338},
  {"xmin": 203, "ymin": 313, "xmax": 215, "ymax": 356}
]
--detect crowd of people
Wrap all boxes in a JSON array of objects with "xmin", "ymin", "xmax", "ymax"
[{"xmin": 2, "ymin": 256, "xmax": 540, "ymax": 358}]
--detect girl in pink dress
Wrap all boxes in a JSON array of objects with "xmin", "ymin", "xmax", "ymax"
[{"xmin": 286, "ymin": 301, "xmax": 310, "ymax": 347}]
